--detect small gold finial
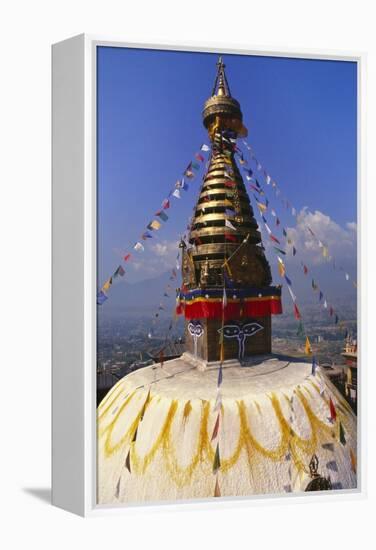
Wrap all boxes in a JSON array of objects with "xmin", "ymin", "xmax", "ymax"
[{"xmin": 212, "ymin": 56, "xmax": 230, "ymax": 97}]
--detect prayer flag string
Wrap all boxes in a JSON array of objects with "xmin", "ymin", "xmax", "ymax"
[
  {"xmin": 97, "ymin": 145, "xmax": 210, "ymax": 304},
  {"xmin": 241, "ymin": 139, "xmax": 357, "ymax": 289},
  {"xmin": 249, "ymin": 161, "xmax": 349, "ymax": 330}
]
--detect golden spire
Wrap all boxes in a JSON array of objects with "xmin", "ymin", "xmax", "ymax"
[
  {"xmin": 203, "ymin": 56, "xmax": 248, "ymax": 139},
  {"xmin": 179, "ymin": 57, "xmax": 282, "ymax": 362},
  {"xmin": 180, "ymin": 58, "xmax": 271, "ymax": 291}
]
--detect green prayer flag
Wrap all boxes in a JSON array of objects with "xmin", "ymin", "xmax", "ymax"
[
  {"xmin": 339, "ymin": 421, "xmax": 346, "ymax": 445},
  {"xmin": 296, "ymin": 321, "xmax": 304, "ymax": 337},
  {"xmin": 156, "ymin": 210, "xmax": 168, "ymax": 222}
]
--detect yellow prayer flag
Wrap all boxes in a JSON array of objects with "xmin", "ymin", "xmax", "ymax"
[
  {"xmin": 305, "ymin": 336, "xmax": 312, "ymax": 355},
  {"xmin": 257, "ymin": 203, "xmax": 267, "ymax": 213},
  {"xmin": 278, "ymin": 262, "xmax": 285, "ymax": 277},
  {"xmin": 322, "ymin": 246, "xmax": 329, "ymax": 258},
  {"xmin": 150, "ymin": 220, "xmax": 161, "ymax": 230},
  {"xmin": 219, "ymin": 328, "xmax": 225, "ymax": 362},
  {"xmin": 102, "ymin": 278, "xmax": 112, "ymax": 292},
  {"xmin": 350, "ymin": 448, "xmax": 357, "ymax": 473},
  {"xmin": 224, "ymin": 259, "xmax": 232, "ymax": 277}
]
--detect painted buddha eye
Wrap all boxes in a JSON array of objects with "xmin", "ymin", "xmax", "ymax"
[
  {"xmin": 188, "ymin": 322, "xmax": 203, "ymax": 338},
  {"xmin": 221, "ymin": 325, "xmax": 240, "ymax": 337},
  {"xmin": 242, "ymin": 322, "xmax": 263, "ymax": 336},
  {"xmin": 194, "ymin": 325, "xmax": 204, "ymax": 337}
]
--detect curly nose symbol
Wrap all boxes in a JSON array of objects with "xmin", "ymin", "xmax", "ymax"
[
  {"xmin": 218, "ymin": 322, "xmax": 264, "ymax": 360},
  {"xmin": 188, "ymin": 322, "xmax": 203, "ymax": 358},
  {"xmin": 238, "ymin": 332, "xmax": 245, "ymax": 359}
]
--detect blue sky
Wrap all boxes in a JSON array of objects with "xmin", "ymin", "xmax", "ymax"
[{"xmin": 97, "ymin": 46, "xmax": 357, "ymax": 296}]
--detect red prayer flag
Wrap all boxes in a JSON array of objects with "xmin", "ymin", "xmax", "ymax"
[
  {"xmin": 293, "ymin": 304, "xmax": 301, "ymax": 320},
  {"xmin": 195, "ymin": 153, "xmax": 205, "ymax": 162},
  {"xmin": 211, "ymin": 413, "xmax": 220, "ymax": 441},
  {"xmin": 270, "ymin": 234, "xmax": 280, "ymax": 244},
  {"xmin": 124, "ymin": 254, "xmax": 131, "ymax": 262},
  {"xmin": 303, "ymin": 265, "xmax": 308, "ymax": 275},
  {"xmin": 225, "ymin": 234, "xmax": 237, "ymax": 242},
  {"xmin": 329, "ymin": 397, "xmax": 337, "ymax": 422}
]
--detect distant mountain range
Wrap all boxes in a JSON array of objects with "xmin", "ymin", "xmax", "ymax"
[
  {"xmin": 100, "ymin": 272, "xmax": 178, "ymax": 317},
  {"xmin": 99, "ymin": 263, "xmax": 356, "ymax": 319}
]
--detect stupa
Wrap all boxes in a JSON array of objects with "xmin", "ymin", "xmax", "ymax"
[
  {"xmin": 97, "ymin": 58, "xmax": 357, "ymax": 505},
  {"xmin": 177, "ymin": 57, "xmax": 282, "ymax": 362}
]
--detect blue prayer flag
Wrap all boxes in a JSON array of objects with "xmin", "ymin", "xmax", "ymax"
[
  {"xmin": 97, "ymin": 291, "xmax": 108, "ymax": 305},
  {"xmin": 218, "ymin": 364, "xmax": 223, "ymax": 387}
]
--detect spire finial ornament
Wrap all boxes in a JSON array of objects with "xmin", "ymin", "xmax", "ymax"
[
  {"xmin": 213, "ymin": 56, "xmax": 231, "ymax": 97},
  {"xmin": 203, "ymin": 56, "xmax": 247, "ymax": 138}
]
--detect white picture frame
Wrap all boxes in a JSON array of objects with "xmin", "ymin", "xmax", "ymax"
[{"xmin": 52, "ymin": 34, "xmax": 366, "ymax": 517}]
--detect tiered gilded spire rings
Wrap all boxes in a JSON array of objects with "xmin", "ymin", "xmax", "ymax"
[{"xmin": 182, "ymin": 57, "xmax": 272, "ymax": 289}]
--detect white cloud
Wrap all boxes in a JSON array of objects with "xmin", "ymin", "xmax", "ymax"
[
  {"xmin": 124, "ymin": 239, "xmax": 180, "ymax": 281},
  {"xmin": 346, "ymin": 222, "xmax": 357, "ymax": 232},
  {"xmin": 151, "ymin": 240, "xmax": 179, "ymax": 258},
  {"xmin": 285, "ymin": 208, "xmax": 357, "ymax": 266},
  {"xmin": 260, "ymin": 208, "xmax": 357, "ymax": 268}
]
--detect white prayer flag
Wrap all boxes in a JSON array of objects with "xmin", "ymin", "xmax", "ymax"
[
  {"xmin": 214, "ymin": 390, "xmax": 222, "ymax": 411},
  {"xmin": 225, "ymin": 219, "xmax": 236, "ymax": 230},
  {"xmin": 172, "ymin": 189, "xmax": 181, "ymax": 199},
  {"xmin": 222, "ymin": 288, "xmax": 227, "ymax": 307},
  {"xmin": 134, "ymin": 242, "xmax": 144, "ymax": 252},
  {"xmin": 287, "ymin": 285, "xmax": 297, "ymax": 303},
  {"xmin": 264, "ymin": 223, "xmax": 272, "ymax": 235}
]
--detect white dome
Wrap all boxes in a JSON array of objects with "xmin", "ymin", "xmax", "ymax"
[{"xmin": 97, "ymin": 353, "xmax": 357, "ymax": 505}]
